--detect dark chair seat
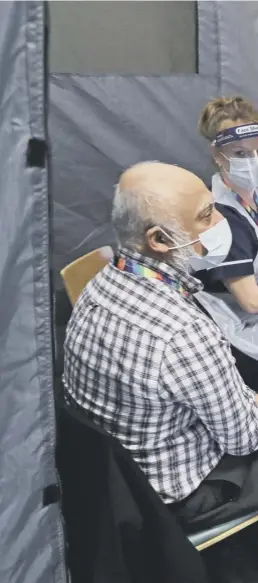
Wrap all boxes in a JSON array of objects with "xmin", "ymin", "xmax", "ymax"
[
  {"xmin": 56, "ymin": 391, "xmax": 258, "ymax": 564},
  {"xmin": 56, "ymin": 397, "xmax": 209, "ymax": 583}
]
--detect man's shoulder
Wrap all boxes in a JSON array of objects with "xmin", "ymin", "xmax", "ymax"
[{"xmin": 73, "ymin": 263, "xmax": 210, "ymax": 341}]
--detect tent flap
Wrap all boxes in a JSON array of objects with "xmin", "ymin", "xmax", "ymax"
[{"xmin": 0, "ymin": 2, "xmax": 66, "ymax": 582}]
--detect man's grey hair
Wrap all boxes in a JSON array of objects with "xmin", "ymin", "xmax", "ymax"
[{"xmin": 112, "ymin": 166, "xmax": 192, "ymax": 270}]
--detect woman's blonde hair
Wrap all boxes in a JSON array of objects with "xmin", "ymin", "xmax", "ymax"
[{"xmin": 198, "ymin": 96, "xmax": 258, "ymax": 142}]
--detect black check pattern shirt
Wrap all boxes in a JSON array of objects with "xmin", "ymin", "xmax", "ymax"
[{"xmin": 63, "ymin": 248, "xmax": 258, "ymax": 503}]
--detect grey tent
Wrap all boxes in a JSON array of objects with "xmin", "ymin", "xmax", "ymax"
[{"xmin": 1, "ymin": 1, "xmax": 258, "ymax": 581}]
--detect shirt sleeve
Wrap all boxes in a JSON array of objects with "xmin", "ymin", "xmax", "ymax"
[
  {"xmin": 161, "ymin": 317, "xmax": 258, "ymax": 456},
  {"xmin": 207, "ymin": 204, "xmax": 257, "ymax": 282}
]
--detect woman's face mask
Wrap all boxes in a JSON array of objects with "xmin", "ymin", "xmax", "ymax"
[
  {"xmin": 222, "ymin": 153, "xmax": 258, "ymax": 191},
  {"xmin": 158, "ymin": 218, "xmax": 233, "ymax": 272}
]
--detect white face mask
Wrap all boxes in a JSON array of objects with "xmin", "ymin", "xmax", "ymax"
[
  {"xmin": 158, "ymin": 218, "xmax": 232, "ymax": 272},
  {"xmin": 222, "ymin": 154, "xmax": 258, "ymax": 191}
]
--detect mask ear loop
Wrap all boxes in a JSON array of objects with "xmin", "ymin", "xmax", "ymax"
[
  {"xmin": 157, "ymin": 227, "xmax": 198, "ymax": 251},
  {"xmin": 220, "ymin": 151, "xmax": 258, "ymax": 164}
]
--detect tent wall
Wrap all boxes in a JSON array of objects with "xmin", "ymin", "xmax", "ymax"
[
  {"xmin": 0, "ymin": 2, "xmax": 66, "ymax": 582},
  {"xmin": 49, "ymin": 1, "xmax": 258, "ymax": 286},
  {"xmin": 216, "ymin": 1, "xmax": 258, "ymax": 101},
  {"xmin": 49, "ymin": 1, "xmax": 216, "ymax": 284},
  {"xmin": 49, "ymin": 0, "xmax": 258, "ymax": 333}
]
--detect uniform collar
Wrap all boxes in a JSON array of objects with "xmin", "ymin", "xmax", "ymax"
[
  {"xmin": 213, "ymin": 173, "xmax": 258, "ymax": 223},
  {"xmin": 214, "ymin": 173, "xmax": 258, "ymax": 207},
  {"xmin": 118, "ymin": 247, "xmax": 203, "ymax": 295}
]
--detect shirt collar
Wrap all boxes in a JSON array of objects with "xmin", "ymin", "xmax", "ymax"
[{"xmin": 118, "ymin": 247, "xmax": 203, "ymax": 295}]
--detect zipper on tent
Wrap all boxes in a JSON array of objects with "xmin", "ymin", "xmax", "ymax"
[
  {"xmin": 44, "ymin": 3, "xmax": 70, "ymax": 580},
  {"xmin": 26, "ymin": 2, "xmax": 68, "ymax": 581}
]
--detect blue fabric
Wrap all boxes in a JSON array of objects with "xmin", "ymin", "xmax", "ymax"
[
  {"xmin": 214, "ymin": 124, "xmax": 258, "ymax": 147},
  {"xmin": 199, "ymin": 204, "xmax": 258, "ymax": 289}
]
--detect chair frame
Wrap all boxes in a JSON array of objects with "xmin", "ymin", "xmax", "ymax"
[
  {"xmin": 189, "ymin": 511, "xmax": 258, "ymax": 551},
  {"xmin": 60, "ymin": 246, "xmax": 113, "ymax": 305}
]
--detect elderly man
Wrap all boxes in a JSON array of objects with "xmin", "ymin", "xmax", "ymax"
[{"xmin": 64, "ymin": 162, "xmax": 258, "ymax": 530}]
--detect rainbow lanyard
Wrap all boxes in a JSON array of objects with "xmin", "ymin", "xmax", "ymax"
[
  {"xmin": 233, "ymin": 191, "xmax": 258, "ymax": 226},
  {"xmin": 114, "ymin": 255, "xmax": 189, "ymax": 298}
]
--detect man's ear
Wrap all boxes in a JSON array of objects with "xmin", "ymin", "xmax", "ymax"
[{"xmin": 146, "ymin": 226, "xmax": 171, "ymax": 254}]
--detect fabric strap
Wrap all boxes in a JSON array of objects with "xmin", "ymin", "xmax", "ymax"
[
  {"xmin": 214, "ymin": 123, "xmax": 258, "ymax": 147},
  {"xmin": 113, "ymin": 255, "xmax": 189, "ymax": 298},
  {"xmin": 232, "ymin": 191, "xmax": 258, "ymax": 226}
]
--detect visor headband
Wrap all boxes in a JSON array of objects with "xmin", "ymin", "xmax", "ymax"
[{"xmin": 213, "ymin": 123, "xmax": 258, "ymax": 147}]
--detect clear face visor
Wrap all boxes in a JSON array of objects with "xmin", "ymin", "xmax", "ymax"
[{"xmin": 213, "ymin": 124, "xmax": 258, "ymax": 193}]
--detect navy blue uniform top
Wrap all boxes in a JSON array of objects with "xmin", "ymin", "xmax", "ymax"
[{"xmin": 198, "ymin": 203, "xmax": 258, "ymax": 293}]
